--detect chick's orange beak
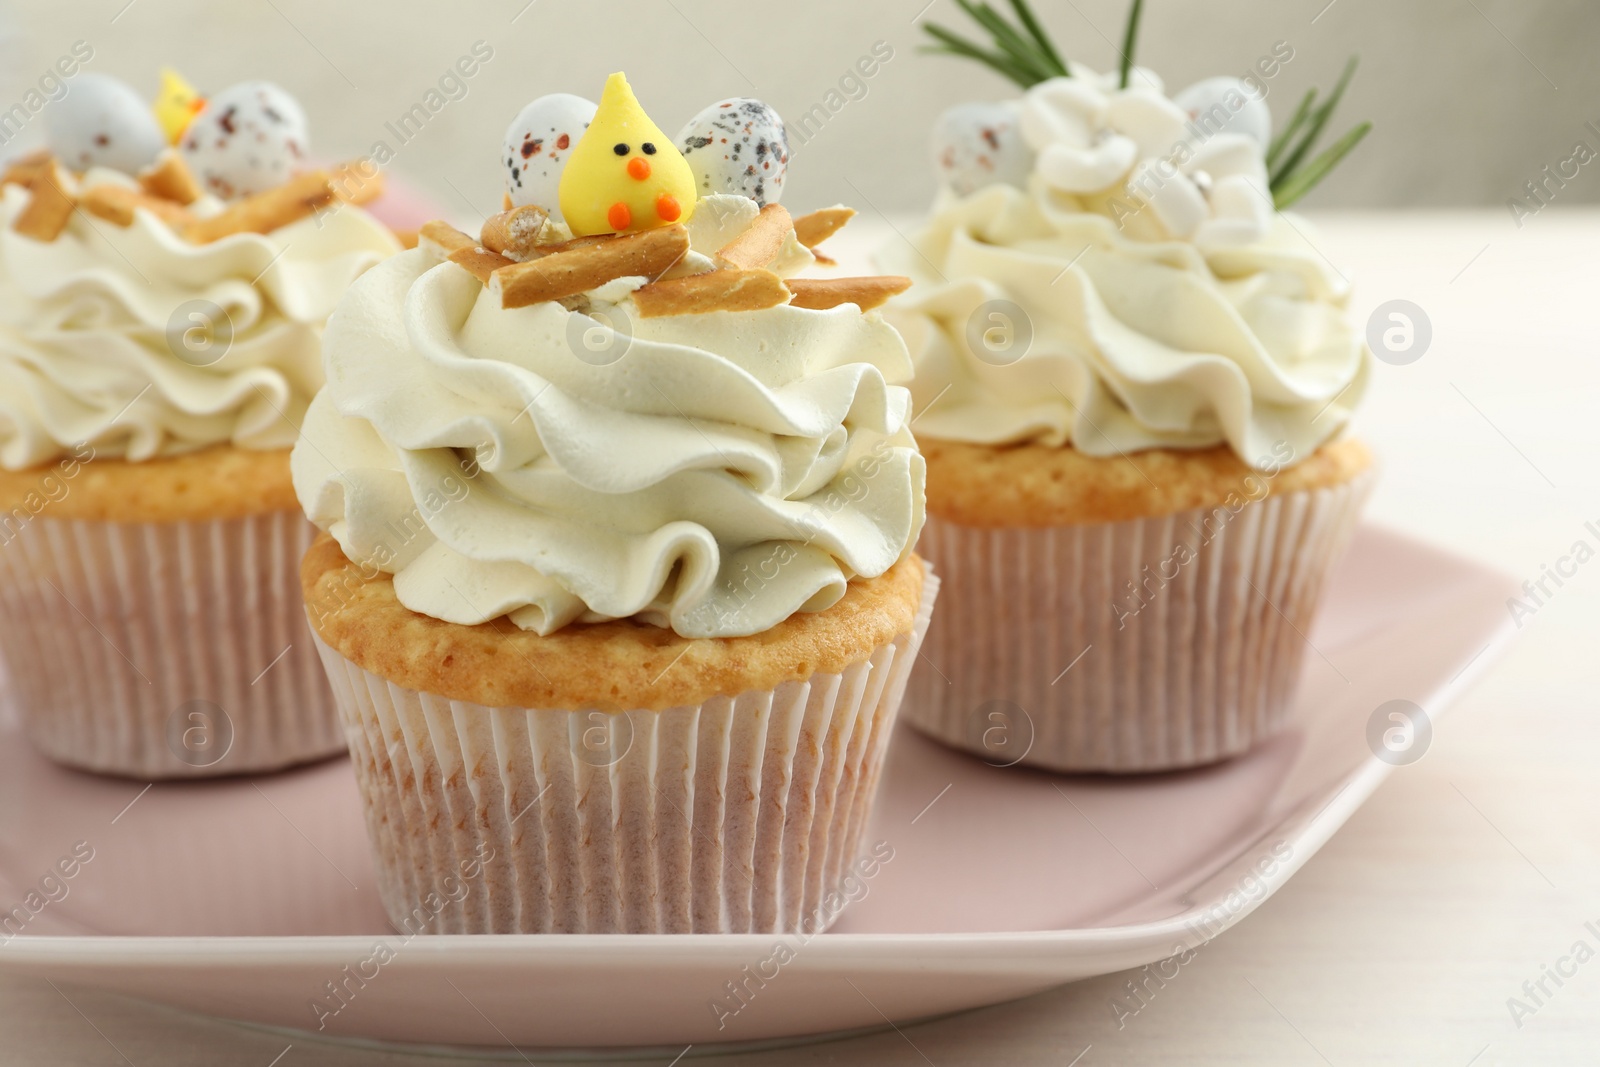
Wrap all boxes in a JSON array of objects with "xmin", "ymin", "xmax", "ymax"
[{"xmin": 627, "ymin": 156, "xmax": 651, "ymax": 181}]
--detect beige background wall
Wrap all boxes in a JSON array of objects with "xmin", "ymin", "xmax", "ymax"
[{"xmin": 3, "ymin": 0, "xmax": 1596, "ymax": 217}]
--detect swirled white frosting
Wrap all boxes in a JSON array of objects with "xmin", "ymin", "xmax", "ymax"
[
  {"xmin": 887, "ymin": 69, "xmax": 1369, "ymax": 469},
  {"xmin": 0, "ymin": 169, "xmax": 400, "ymax": 469},
  {"xmin": 292, "ymin": 197, "xmax": 925, "ymax": 638},
  {"xmin": 1018, "ymin": 67, "xmax": 1277, "ymax": 249}
]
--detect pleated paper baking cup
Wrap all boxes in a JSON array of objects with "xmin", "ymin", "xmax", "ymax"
[
  {"xmin": 312, "ymin": 568, "xmax": 937, "ymax": 935},
  {"xmin": 0, "ymin": 511, "xmax": 345, "ymax": 778},
  {"xmin": 906, "ymin": 472, "xmax": 1374, "ymax": 773}
]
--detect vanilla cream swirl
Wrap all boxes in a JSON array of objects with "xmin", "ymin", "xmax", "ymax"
[
  {"xmin": 292, "ymin": 202, "xmax": 924, "ymax": 638},
  {"xmin": 881, "ymin": 183, "xmax": 1368, "ymax": 468},
  {"xmin": 0, "ymin": 169, "xmax": 399, "ymax": 469}
]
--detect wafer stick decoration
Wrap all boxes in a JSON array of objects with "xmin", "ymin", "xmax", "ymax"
[
  {"xmin": 12, "ymin": 160, "xmax": 77, "ymax": 241},
  {"xmin": 418, "ymin": 220, "xmax": 478, "ymax": 256},
  {"xmin": 792, "ymin": 206, "xmax": 855, "ymax": 248},
  {"xmin": 2, "ymin": 150, "xmax": 52, "ymax": 189},
  {"xmin": 450, "ymin": 247, "xmax": 515, "ymax": 283},
  {"xmin": 632, "ymin": 268, "xmax": 789, "ymax": 318},
  {"xmin": 81, "ymin": 184, "xmax": 195, "ymax": 228},
  {"xmin": 489, "ymin": 225, "xmax": 689, "ymax": 309},
  {"xmin": 715, "ymin": 203, "xmax": 792, "ymax": 270},
  {"xmin": 329, "ymin": 162, "xmax": 384, "ymax": 206},
  {"xmin": 420, "ymin": 220, "xmax": 525, "ymax": 283},
  {"xmin": 184, "ymin": 170, "xmax": 335, "ymax": 243},
  {"xmin": 480, "ymin": 205, "xmax": 561, "ymax": 262},
  {"xmin": 138, "ymin": 149, "xmax": 202, "ymax": 205},
  {"xmin": 536, "ymin": 233, "xmax": 624, "ymax": 255},
  {"xmin": 792, "ymin": 206, "xmax": 855, "ymax": 265},
  {"xmin": 786, "ymin": 276, "xmax": 910, "ymax": 312}
]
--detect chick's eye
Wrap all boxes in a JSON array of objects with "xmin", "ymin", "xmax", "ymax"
[
  {"xmin": 613, "ymin": 143, "xmax": 629, "ymax": 156},
  {"xmin": 642, "ymin": 142, "xmax": 657, "ymax": 155}
]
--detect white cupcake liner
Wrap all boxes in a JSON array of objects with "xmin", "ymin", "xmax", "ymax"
[
  {"xmin": 311, "ymin": 566, "xmax": 938, "ymax": 935},
  {"xmin": 0, "ymin": 511, "xmax": 345, "ymax": 778},
  {"xmin": 906, "ymin": 472, "xmax": 1374, "ymax": 773}
]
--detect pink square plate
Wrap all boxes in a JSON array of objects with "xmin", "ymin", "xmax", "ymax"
[{"xmin": 0, "ymin": 524, "xmax": 1518, "ymax": 1055}]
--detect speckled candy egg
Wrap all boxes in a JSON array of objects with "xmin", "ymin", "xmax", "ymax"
[
  {"xmin": 932, "ymin": 100, "xmax": 1034, "ymax": 197},
  {"xmin": 675, "ymin": 98, "xmax": 788, "ymax": 206},
  {"xmin": 503, "ymin": 93, "xmax": 596, "ymax": 221},
  {"xmin": 1173, "ymin": 77, "xmax": 1272, "ymax": 149},
  {"xmin": 180, "ymin": 81, "xmax": 309, "ymax": 200},
  {"xmin": 45, "ymin": 74, "xmax": 166, "ymax": 174}
]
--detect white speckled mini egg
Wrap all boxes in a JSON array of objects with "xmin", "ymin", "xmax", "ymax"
[
  {"xmin": 45, "ymin": 74, "xmax": 166, "ymax": 175},
  {"xmin": 503, "ymin": 93, "xmax": 596, "ymax": 221},
  {"xmin": 179, "ymin": 81, "xmax": 309, "ymax": 200},
  {"xmin": 932, "ymin": 100, "xmax": 1035, "ymax": 197},
  {"xmin": 676, "ymin": 98, "xmax": 788, "ymax": 206},
  {"xmin": 1173, "ymin": 77, "xmax": 1272, "ymax": 149}
]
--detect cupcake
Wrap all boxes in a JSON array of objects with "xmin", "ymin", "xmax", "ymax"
[
  {"xmin": 880, "ymin": 5, "xmax": 1376, "ymax": 772},
  {"xmin": 294, "ymin": 73, "xmax": 933, "ymax": 934},
  {"xmin": 0, "ymin": 72, "xmax": 400, "ymax": 777}
]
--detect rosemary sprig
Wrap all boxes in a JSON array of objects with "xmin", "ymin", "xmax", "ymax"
[
  {"xmin": 1119, "ymin": 0, "xmax": 1145, "ymax": 89},
  {"xmin": 958, "ymin": 0, "xmax": 1059, "ymax": 79},
  {"xmin": 1266, "ymin": 88, "xmax": 1317, "ymax": 170},
  {"xmin": 1270, "ymin": 58, "xmax": 1357, "ymax": 187},
  {"xmin": 920, "ymin": 22, "xmax": 1039, "ymax": 89},
  {"xmin": 919, "ymin": 0, "xmax": 1066, "ymax": 89},
  {"xmin": 1006, "ymin": 0, "xmax": 1065, "ymax": 74},
  {"xmin": 1269, "ymin": 57, "xmax": 1370, "ymax": 208},
  {"xmin": 1272, "ymin": 121, "xmax": 1372, "ymax": 209}
]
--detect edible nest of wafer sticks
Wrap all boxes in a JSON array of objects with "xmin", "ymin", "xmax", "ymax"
[
  {"xmin": 4, "ymin": 151, "xmax": 387, "ymax": 243},
  {"xmin": 429, "ymin": 203, "xmax": 907, "ymax": 317}
]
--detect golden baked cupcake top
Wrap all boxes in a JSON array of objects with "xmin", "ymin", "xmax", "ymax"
[
  {"xmin": 881, "ymin": 1, "xmax": 1373, "ymax": 474},
  {"xmin": 0, "ymin": 71, "xmax": 399, "ymax": 473},
  {"xmin": 293, "ymin": 73, "xmax": 926, "ymax": 641},
  {"xmin": 302, "ymin": 534, "xmax": 925, "ymax": 711},
  {"xmin": 922, "ymin": 435, "xmax": 1372, "ymax": 528}
]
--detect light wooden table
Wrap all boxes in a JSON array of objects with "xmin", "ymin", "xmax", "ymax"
[{"xmin": 3, "ymin": 211, "xmax": 1596, "ymax": 1064}]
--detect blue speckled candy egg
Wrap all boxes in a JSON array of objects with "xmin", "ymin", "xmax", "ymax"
[
  {"xmin": 932, "ymin": 100, "xmax": 1035, "ymax": 197},
  {"xmin": 675, "ymin": 98, "xmax": 788, "ymax": 206},
  {"xmin": 45, "ymin": 74, "xmax": 166, "ymax": 175},
  {"xmin": 503, "ymin": 93, "xmax": 596, "ymax": 221},
  {"xmin": 180, "ymin": 81, "xmax": 309, "ymax": 200}
]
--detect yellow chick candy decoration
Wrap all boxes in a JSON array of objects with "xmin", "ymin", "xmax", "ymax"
[
  {"xmin": 559, "ymin": 73, "xmax": 696, "ymax": 236},
  {"xmin": 153, "ymin": 67, "xmax": 205, "ymax": 144}
]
